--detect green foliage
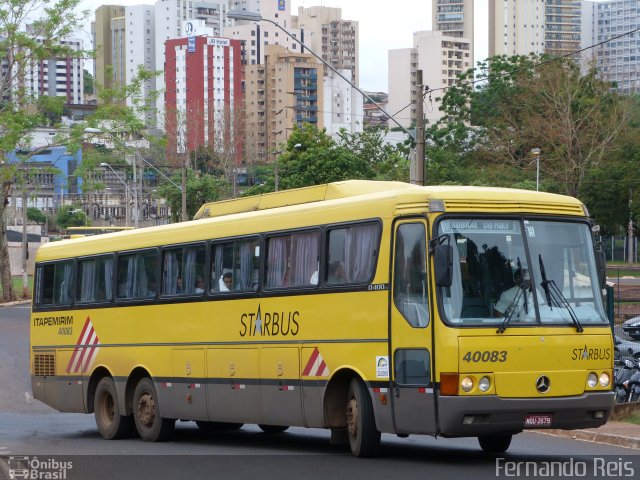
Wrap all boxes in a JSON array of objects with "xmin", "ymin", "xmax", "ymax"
[
  {"xmin": 36, "ymin": 96, "xmax": 67, "ymax": 127},
  {"xmin": 56, "ymin": 205, "xmax": 87, "ymax": 230},
  {"xmin": 27, "ymin": 207, "xmax": 47, "ymax": 224},
  {"xmin": 83, "ymin": 68, "xmax": 94, "ymax": 95},
  {"xmin": 157, "ymin": 170, "xmax": 225, "ymax": 222}
]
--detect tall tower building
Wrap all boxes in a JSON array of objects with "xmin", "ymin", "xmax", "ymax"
[
  {"xmin": 164, "ymin": 36, "xmax": 244, "ymax": 163},
  {"xmin": 92, "ymin": 4, "xmax": 156, "ymax": 124},
  {"xmin": 22, "ymin": 25, "xmax": 84, "ymax": 104},
  {"xmin": 489, "ymin": 0, "xmax": 546, "ymax": 57},
  {"xmin": 432, "ymin": 0, "xmax": 474, "ymax": 63},
  {"xmin": 294, "ymin": 6, "xmax": 359, "ymax": 86},
  {"xmin": 244, "ymin": 44, "xmax": 324, "ymax": 164},
  {"xmin": 545, "ymin": 0, "xmax": 582, "ymax": 57}
]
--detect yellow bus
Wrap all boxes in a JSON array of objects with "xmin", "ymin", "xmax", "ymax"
[
  {"xmin": 30, "ymin": 180, "xmax": 613, "ymax": 457},
  {"xmin": 64, "ymin": 226, "xmax": 135, "ymax": 239}
]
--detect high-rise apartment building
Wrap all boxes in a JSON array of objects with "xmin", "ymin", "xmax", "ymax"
[
  {"xmin": 92, "ymin": 4, "xmax": 156, "ymax": 124},
  {"xmin": 388, "ymin": 31, "xmax": 471, "ymax": 128},
  {"xmin": 589, "ymin": 0, "xmax": 640, "ymax": 94},
  {"xmin": 489, "ymin": 0, "xmax": 546, "ymax": 57},
  {"xmin": 164, "ymin": 36, "xmax": 243, "ymax": 163},
  {"xmin": 21, "ymin": 25, "xmax": 84, "ymax": 105},
  {"xmin": 294, "ymin": 6, "xmax": 359, "ymax": 86},
  {"xmin": 432, "ymin": 0, "xmax": 474, "ymax": 63},
  {"xmin": 545, "ymin": 0, "xmax": 582, "ymax": 56},
  {"xmin": 244, "ymin": 44, "xmax": 324, "ymax": 163}
]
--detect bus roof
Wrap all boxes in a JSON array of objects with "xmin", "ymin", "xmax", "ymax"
[{"xmin": 36, "ymin": 180, "xmax": 586, "ymax": 262}]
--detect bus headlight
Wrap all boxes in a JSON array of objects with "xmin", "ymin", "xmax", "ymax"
[
  {"xmin": 461, "ymin": 376, "xmax": 474, "ymax": 392},
  {"xmin": 587, "ymin": 372, "xmax": 598, "ymax": 388},
  {"xmin": 478, "ymin": 376, "xmax": 491, "ymax": 392},
  {"xmin": 599, "ymin": 372, "xmax": 610, "ymax": 387}
]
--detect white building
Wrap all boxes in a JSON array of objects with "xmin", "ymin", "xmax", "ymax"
[
  {"xmin": 489, "ymin": 0, "xmax": 546, "ymax": 57},
  {"xmin": 388, "ymin": 31, "xmax": 471, "ymax": 128},
  {"xmin": 323, "ymin": 69, "xmax": 363, "ymax": 137}
]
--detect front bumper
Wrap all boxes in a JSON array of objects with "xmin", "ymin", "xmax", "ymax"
[{"xmin": 437, "ymin": 391, "xmax": 615, "ymax": 437}]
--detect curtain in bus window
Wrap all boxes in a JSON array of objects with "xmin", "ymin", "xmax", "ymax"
[
  {"xmin": 238, "ymin": 241, "xmax": 254, "ymax": 291},
  {"xmin": 182, "ymin": 248, "xmax": 197, "ymax": 294},
  {"xmin": 212, "ymin": 245, "xmax": 224, "ymax": 292},
  {"xmin": 58, "ymin": 262, "xmax": 73, "ymax": 304},
  {"xmin": 104, "ymin": 258, "xmax": 113, "ymax": 300},
  {"xmin": 290, "ymin": 232, "xmax": 319, "ymax": 287},
  {"xmin": 266, "ymin": 237, "xmax": 288, "ymax": 288},
  {"xmin": 162, "ymin": 251, "xmax": 179, "ymax": 295},
  {"xmin": 345, "ymin": 224, "xmax": 378, "ymax": 283},
  {"xmin": 79, "ymin": 260, "xmax": 96, "ymax": 302}
]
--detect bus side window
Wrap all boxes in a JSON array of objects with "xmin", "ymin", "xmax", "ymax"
[
  {"xmin": 327, "ymin": 223, "xmax": 380, "ymax": 286},
  {"xmin": 394, "ymin": 223, "xmax": 428, "ymax": 328},
  {"xmin": 116, "ymin": 251, "xmax": 158, "ymax": 300}
]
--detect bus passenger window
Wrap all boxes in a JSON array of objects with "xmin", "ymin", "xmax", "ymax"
[
  {"xmin": 393, "ymin": 223, "xmax": 428, "ymax": 327},
  {"xmin": 327, "ymin": 223, "xmax": 380, "ymax": 286},
  {"xmin": 265, "ymin": 231, "xmax": 319, "ymax": 289},
  {"xmin": 211, "ymin": 238, "xmax": 260, "ymax": 293},
  {"xmin": 37, "ymin": 260, "xmax": 74, "ymax": 306},
  {"xmin": 116, "ymin": 251, "xmax": 158, "ymax": 300},
  {"xmin": 77, "ymin": 256, "xmax": 113, "ymax": 303},
  {"xmin": 162, "ymin": 244, "xmax": 206, "ymax": 296}
]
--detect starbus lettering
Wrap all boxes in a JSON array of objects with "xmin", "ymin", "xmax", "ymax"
[
  {"xmin": 571, "ymin": 345, "xmax": 611, "ymax": 361},
  {"xmin": 239, "ymin": 304, "xmax": 300, "ymax": 337}
]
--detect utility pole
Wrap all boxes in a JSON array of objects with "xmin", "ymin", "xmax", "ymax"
[
  {"xmin": 181, "ymin": 154, "xmax": 187, "ymax": 222},
  {"xmin": 412, "ymin": 70, "xmax": 425, "ymax": 186}
]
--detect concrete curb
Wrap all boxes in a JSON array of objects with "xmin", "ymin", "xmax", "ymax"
[
  {"xmin": 534, "ymin": 428, "xmax": 640, "ymax": 450},
  {"xmin": 0, "ymin": 300, "xmax": 30, "ymax": 307}
]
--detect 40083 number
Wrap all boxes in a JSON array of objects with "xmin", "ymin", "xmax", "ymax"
[{"xmin": 462, "ymin": 350, "xmax": 507, "ymax": 363}]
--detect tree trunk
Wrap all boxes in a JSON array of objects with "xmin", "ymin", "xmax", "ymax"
[{"xmin": 0, "ymin": 180, "xmax": 17, "ymax": 302}]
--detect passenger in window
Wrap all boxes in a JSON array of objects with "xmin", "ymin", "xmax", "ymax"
[
  {"xmin": 195, "ymin": 276, "xmax": 205, "ymax": 294},
  {"xmin": 146, "ymin": 277, "xmax": 157, "ymax": 298},
  {"xmin": 328, "ymin": 261, "xmax": 346, "ymax": 284},
  {"xmin": 219, "ymin": 272, "xmax": 233, "ymax": 292}
]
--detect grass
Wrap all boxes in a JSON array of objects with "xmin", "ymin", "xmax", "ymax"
[
  {"xmin": 0, "ymin": 276, "xmax": 33, "ymax": 298},
  {"xmin": 627, "ymin": 413, "xmax": 640, "ymax": 426}
]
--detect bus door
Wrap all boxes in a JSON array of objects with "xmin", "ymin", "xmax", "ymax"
[{"xmin": 390, "ymin": 219, "xmax": 436, "ymax": 434}]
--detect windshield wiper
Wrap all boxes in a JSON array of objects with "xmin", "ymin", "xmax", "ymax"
[
  {"xmin": 538, "ymin": 254, "xmax": 583, "ymax": 333},
  {"xmin": 497, "ymin": 258, "xmax": 528, "ymax": 334}
]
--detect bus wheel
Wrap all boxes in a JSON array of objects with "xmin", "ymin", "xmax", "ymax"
[
  {"xmin": 94, "ymin": 377, "xmax": 133, "ymax": 439},
  {"xmin": 478, "ymin": 434, "xmax": 512, "ymax": 453},
  {"xmin": 196, "ymin": 421, "xmax": 243, "ymax": 432},
  {"xmin": 258, "ymin": 424, "xmax": 289, "ymax": 434},
  {"xmin": 132, "ymin": 378, "xmax": 175, "ymax": 442},
  {"xmin": 346, "ymin": 378, "xmax": 380, "ymax": 457}
]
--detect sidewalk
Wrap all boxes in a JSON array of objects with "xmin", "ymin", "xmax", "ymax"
[{"xmin": 535, "ymin": 421, "xmax": 640, "ymax": 450}]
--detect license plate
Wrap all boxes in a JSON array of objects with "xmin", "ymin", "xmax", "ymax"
[{"xmin": 524, "ymin": 414, "xmax": 552, "ymax": 427}]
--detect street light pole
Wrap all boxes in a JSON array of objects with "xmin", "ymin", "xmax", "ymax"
[
  {"xmin": 531, "ymin": 148, "xmax": 541, "ymax": 191},
  {"xmin": 226, "ymin": 9, "xmax": 424, "ymax": 184}
]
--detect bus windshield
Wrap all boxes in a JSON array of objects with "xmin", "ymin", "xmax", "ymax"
[{"xmin": 437, "ymin": 217, "xmax": 608, "ymax": 327}]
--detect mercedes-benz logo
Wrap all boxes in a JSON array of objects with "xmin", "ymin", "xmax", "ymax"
[{"xmin": 536, "ymin": 375, "xmax": 550, "ymax": 394}]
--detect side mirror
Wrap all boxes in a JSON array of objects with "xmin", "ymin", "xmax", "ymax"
[{"xmin": 434, "ymin": 244, "xmax": 453, "ymax": 287}]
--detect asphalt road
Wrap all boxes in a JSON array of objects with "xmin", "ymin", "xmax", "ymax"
[{"xmin": 1, "ymin": 303, "xmax": 639, "ymax": 480}]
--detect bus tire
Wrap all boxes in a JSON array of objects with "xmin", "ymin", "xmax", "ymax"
[
  {"xmin": 94, "ymin": 377, "xmax": 133, "ymax": 440},
  {"xmin": 196, "ymin": 421, "xmax": 243, "ymax": 432},
  {"xmin": 258, "ymin": 424, "xmax": 289, "ymax": 434},
  {"xmin": 478, "ymin": 434, "xmax": 512, "ymax": 453},
  {"xmin": 132, "ymin": 378, "xmax": 175, "ymax": 442},
  {"xmin": 346, "ymin": 378, "xmax": 380, "ymax": 457}
]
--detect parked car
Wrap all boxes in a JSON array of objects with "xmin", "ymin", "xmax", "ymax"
[
  {"xmin": 615, "ymin": 335, "xmax": 640, "ymax": 361},
  {"xmin": 622, "ymin": 316, "xmax": 640, "ymax": 340}
]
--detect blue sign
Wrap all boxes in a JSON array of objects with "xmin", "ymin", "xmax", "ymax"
[
  {"xmin": 188, "ymin": 36, "xmax": 196, "ymax": 53},
  {"xmin": 278, "ymin": 0, "xmax": 286, "ymax": 11}
]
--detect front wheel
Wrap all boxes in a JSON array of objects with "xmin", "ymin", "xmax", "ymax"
[
  {"xmin": 94, "ymin": 377, "xmax": 133, "ymax": 439},
  {"xmin": 132, "ymin": 378, "xmax": 175, "ymax": 442},
  {"xmin": 478, "ymin": 434, "xmax": 512, "ymax": 454},
  {"xmin": 258, "ymin": 424, "xmax": 289, "ymax": 434},
  {"xmin": 346, "ymin": 378, "xmax": 380, "ymax": 457}
]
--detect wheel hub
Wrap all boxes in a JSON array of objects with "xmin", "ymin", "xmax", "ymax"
[{"xmin": 137, "ymin": 392, "xmax": 155, "ymax": 427}]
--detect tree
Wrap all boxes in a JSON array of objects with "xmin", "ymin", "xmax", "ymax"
[
  {"xmin": 56, "ymin": 205, "xmax": 87, "ymax": 230},
  {"xmin": 157, "ymin": 170, "xmax": 225, "ymax": 222},
  {"xmin": 27, "ymin": 207, "xmax": 47, "ymax": 225},
  {"xmin": 0, "ymin": 0, "xmax": 88, "ymax": 301},
  {"xmin": 83, "ymin": 68, "xmax": 94, "ymax": 96}
]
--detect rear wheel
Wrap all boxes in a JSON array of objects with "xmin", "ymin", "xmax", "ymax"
[
  {"xmin": 346, "ymin": 378, "xmax": 380, "ymax": 457},
  {"xmin": 132, "ymin": 378, "xmax": 175, "ymax": 441},
  {"xmin": 196, "ymin": 421, "xmax": 243, "ymax": 432},
  {"xmin": 94, "ymin": 377, "xmax": 133, "ymax": 439},
  {"xmin": 478, "ymin": 434, "xmax": 512, "ymax": 454},
  {"xmin": 258, "ymin": 424, "xmax": 289, "ymax": 434}
]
